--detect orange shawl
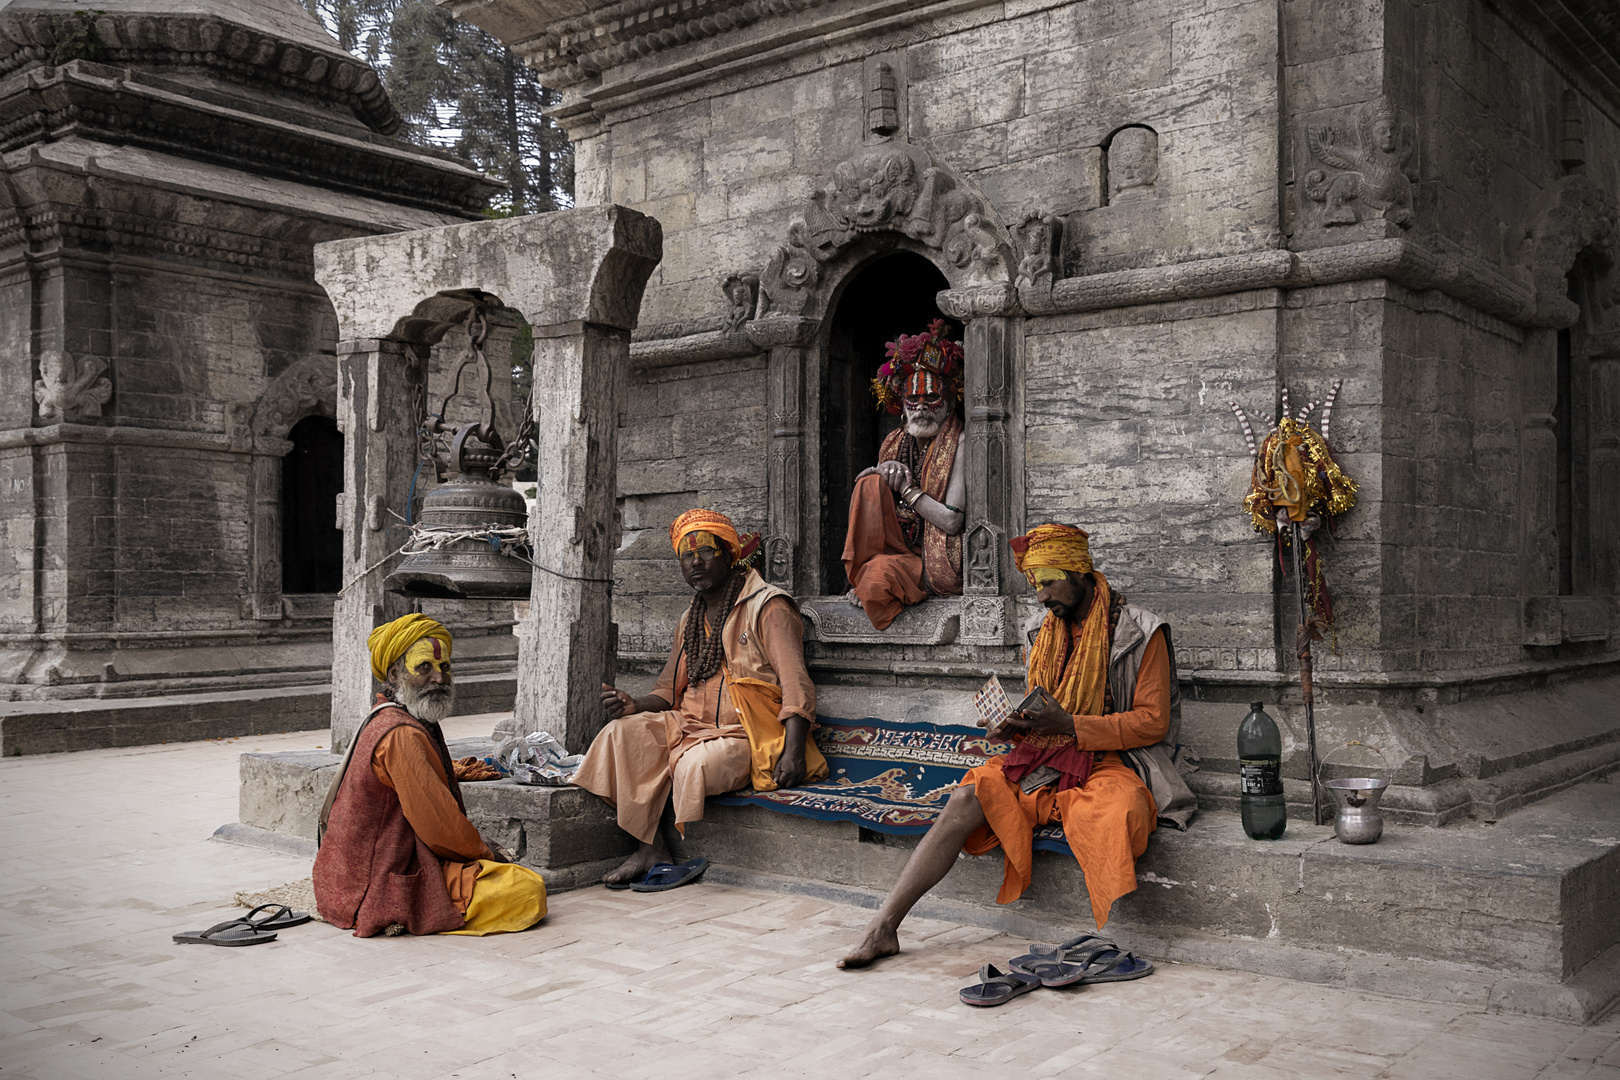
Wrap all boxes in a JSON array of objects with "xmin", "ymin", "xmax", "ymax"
[
  {"xmin": 878, "ymin": 411, "xmax": 963, "ymax": 594},
  {"xmin": 1027, "ymin": 570, "xmax": 1112, "ymax": 720}
]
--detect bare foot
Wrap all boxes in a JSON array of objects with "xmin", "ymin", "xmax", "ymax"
[
  {"xmin": 836, "ymin": 920, "xmax": 899, "ymax": 969},
  {"xmin": 843, "ymin": 588, "xmax": 863, "ymax": 609},
  {"xmin": 602, "ymin": 840, "xmax": 667, "ymax": 885}
]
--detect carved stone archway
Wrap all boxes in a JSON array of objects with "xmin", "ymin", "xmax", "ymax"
[
  {"xmin": 748, "ymin": 145, "xmax": 1023, "ymax": 645},
  {"xmin": 755, "ymin": 141, "xmax": 1015, "ymax": 321},
  {"xmin": 245, "ymin": 354, "xmax": 341, "ymax": 621}
]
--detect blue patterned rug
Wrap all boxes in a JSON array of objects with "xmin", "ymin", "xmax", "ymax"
[{"xmin": 709, "ymin": 715, "xmax": 1073, "ymax": 855}]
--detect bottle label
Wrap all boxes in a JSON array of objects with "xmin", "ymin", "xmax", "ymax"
[{"xmin": 1239, "ymin": 756, "xmax": 1282, "ymax": 796}]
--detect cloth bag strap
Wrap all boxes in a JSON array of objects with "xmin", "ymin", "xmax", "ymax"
[{"xmin": 317, "ymin": 702, "xmax": 397, "ymax": 848}]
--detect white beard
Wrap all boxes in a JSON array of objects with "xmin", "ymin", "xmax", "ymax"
[
  {"xmin": 394, "ymin": 678, "xmax": 456, "ymax": 723},
  {"xmin": 904, "ymin": 403, "xmax": 950, "ymax": 441}
]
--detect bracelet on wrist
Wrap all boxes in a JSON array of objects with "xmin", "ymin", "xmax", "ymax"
[{"xmin": 902, "ymin": 486, "xmax": 925, "ymax": 508}]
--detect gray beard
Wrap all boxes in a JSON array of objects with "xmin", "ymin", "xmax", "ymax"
[
  {"xmin": 394, "ymin": 679, "xmax": 456, "ymax": 724},
  {"xmin": 904, "ymin": 405, "xmax": 949, "ymax": 441}
]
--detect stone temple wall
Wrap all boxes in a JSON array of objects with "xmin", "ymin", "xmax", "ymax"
[{"xmin": 0, "ymin": 0, "xmax": 508, "ymax": 712}]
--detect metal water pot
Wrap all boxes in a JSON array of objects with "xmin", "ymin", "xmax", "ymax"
[{"xmin": 1324, "ymin": 778, "xmax": 1388, "ymax": 844}]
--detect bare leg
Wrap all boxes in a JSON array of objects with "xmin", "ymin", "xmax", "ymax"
[
  {"xmin": 838, "ymin": 785, "xmax": 987, "ymax": 969},
  {"xmin": 603, "ymin": 801, "xmax": 674, "ymax": 885}
]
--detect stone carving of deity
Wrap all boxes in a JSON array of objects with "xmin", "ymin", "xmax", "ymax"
[{"xmin": 1107, "ymin": 126, "xmax": 1159, "ymax": 203}]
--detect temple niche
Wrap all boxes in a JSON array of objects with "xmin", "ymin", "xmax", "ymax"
[{"xmin": 1105, "ymin": 125, "xmax": 1160, "ymax": 203}]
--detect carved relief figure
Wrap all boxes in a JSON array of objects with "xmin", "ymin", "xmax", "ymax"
[
  {"xmin": 1015, "ymin": 212, "xmax": 1061, "ymax": 291},
  {"xmin": 761, "ymin": 144, "xmax": 1013, "ymax": 313},
  {"xmin": 254, "ymin": 355, "xmax": 339, "ymax": 436},
  {"xmin": 720, "ymin": 272, "xmax": 759, "ymax": 334},
  {"xmin": 1304, "ymin": 96, "xmax": 1416, "ymax": 227},
  {"xmin": 34, "ymin": 350, "xmax": 112, "ymax": 420},
  {"xmin": 1106, "ymin": 126, "xmax": 1159, "ymax": 203},
  {"xmin": 843, "ymin": 321, "xmax": 967, "ymax": 630}
]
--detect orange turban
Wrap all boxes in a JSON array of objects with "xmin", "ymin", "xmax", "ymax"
[
  {"xmin": 367, "ymin": 614, "xmax": 452, "ymax": 683},
  {"xmin": 1009, "ymin": 523, "xmax": 1094, "ymax": 578},
  {"xmin": 669, "ymin": 508, "xmax": 741, "ymax": 558}
]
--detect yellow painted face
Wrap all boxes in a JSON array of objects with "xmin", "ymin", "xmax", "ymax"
[
  {"xmin": 1026, "ymin": 566, "xmax": 1069, "ymax": 589},
  {"xmin": 677, "ymin": 530, "xmax": 725, "ymax": 560},
  {"xmin": 402, "ymin": 636, "xmax": 450, "ymax": 676}
]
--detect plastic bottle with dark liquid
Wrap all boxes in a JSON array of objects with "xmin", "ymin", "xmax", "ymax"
[{"xmin": 1238, "ymin": 700, "xmax": 1286, "ymax": 839}]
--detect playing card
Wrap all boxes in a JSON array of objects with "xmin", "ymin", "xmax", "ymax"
[{"xmin": 974, "ymin": 674, "xmax": 1014, "ymax": 732}]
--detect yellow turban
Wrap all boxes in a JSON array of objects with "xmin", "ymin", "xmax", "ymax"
[
  {"xmin": 669, "ymin": 508, "xmax": 741, "ymax": 559},
  {"xmin": 367, "ymin": 614, "xmax": 452, "ymax": 683},
  {"xmin": 1009, "ymin": 523, "xmax": 1094, "ymax": 579}
]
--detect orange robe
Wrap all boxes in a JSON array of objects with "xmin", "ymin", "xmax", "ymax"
[
  {"xmin": 371, "ymin": 725, "xmax": 495, "ymax": 912},
  {"xmin": 572, "ymin": 595, "xmax": 816, "ymax": 842},
  {"xmin": 962, "ymin": 628, "xmax": 1172, "ymax": 927},
  {"xmin": 842, "ymin": 472, "xmax": 928, "ymax": 630}
]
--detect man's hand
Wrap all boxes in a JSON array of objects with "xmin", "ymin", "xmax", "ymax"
[
  {"xmin": 1011, "ymin": 696, "xmax": 1075, "ymax": 737},
  {"xmin": 874, "ymin": 460, "xmax": 914, "ymax": 493},
  {"xmin": 601, "ymin": 683, "xmax": 634, "ymax": 720},
  {"xmin": 772, "ymin": 716, "xmax": 811, "ymax": 789}
]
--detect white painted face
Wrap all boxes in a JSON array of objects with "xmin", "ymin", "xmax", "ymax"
[{"xmin": 902, "ymin": 392, "xmax": 950, "ymax": 440}]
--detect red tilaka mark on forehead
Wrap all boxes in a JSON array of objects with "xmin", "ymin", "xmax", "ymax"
[{"xmin": 431, "ymin": 638, "xmax": 442, "ymax": 660}]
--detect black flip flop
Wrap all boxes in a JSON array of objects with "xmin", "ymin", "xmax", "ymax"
[
  {"xmin": 1004, "ymin": 945, "xmax": 1089, "ymax": 988},
  {"xmin": 630, "ymin": 858, "xmax": 709, "ymax": 892},
  {"xmin": 959, "ymin": 963, "xmax": 1041, "ymax": 1006},
  {"xmin": 173, "ymin": 919, "xmax": 278, "ymax": 947},
  {"xmin": 242, "ymin": 903, "xmax": 312, "ymax": 931},
  {"xmin": 1077, "ymin": 948, "xmax": 1154, "ymax": 983}
]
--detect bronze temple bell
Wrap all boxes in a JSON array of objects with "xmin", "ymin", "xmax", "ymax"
[{"xmin": 385, "ymin": 309, "xmax": 537, "ymax": 601}]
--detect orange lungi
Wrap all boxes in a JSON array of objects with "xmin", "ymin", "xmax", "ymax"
[
  {"xmin": 962, "ymin": 750, "xmax": 1158, "ymax": 928},
  {"xmin": 842, "ymin": 473, "xmax": 926, "ymax": 630}
]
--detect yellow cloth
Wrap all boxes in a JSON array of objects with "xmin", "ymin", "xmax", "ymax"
[
  {"xmin": 1010, "ymin": 522, "xmax": 1093, "ymax": 580},
  {"xmin": 669, "ymin": 508, "xmax": 741, "ymax": 559},
  {"xmin": 1027, "ymin": 571, "xmax": 1113, "ymax": 717},
  {"xmin": 439, "ymin": 860, "xmax": 547, "ymax": 936},
  {"xmin": 367, "ymin": 614, "xmax": 452, "ymax": 683},
  {"xmin": 726, "ymin": 675, "xmax": 830, "ymax": 792}
]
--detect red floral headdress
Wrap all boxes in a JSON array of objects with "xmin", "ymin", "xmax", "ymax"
[{"xmin": 871, "ymin": 319, "xmax": 964, "ymax": 415}]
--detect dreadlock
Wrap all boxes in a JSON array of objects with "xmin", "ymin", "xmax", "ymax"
[{"xmin": 680, "ymin": 567, "xmax": 749, "ymax": 684}]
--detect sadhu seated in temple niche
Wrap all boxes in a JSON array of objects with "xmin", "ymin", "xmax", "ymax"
[
  {"xmin": 843, "ymin": 319, "xmax": 967, "ymax": 630},
  {"xmin": 573, "ymin": 509, "xmax": 829, "ymax": 889},
  {"xmin": 839, "ymin": 524, "xmax": 1197, "ymax": 974}
]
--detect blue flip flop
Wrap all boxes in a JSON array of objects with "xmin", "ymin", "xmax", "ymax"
[{"xmin": 630, "ymin": 858, "xmax": 709, "ymax": 892}]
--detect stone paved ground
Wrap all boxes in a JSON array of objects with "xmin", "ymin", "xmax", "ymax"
[{"xmin": 2, "ymin": 722, "xmax": 1617, "ymax": 1080}]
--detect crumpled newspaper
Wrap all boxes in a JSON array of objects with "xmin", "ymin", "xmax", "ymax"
[{"xmin": 493, "ymin": 729, "xmax": 584, "ymax": 787}]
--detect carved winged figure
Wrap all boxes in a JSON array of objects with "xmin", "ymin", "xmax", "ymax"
[
  {"xmin": 34, "ymin": 350, "xmax": 112, "ymax": 420},
  {"xmin": 1304, "ymin": 96, "xmax": 1416, "ymax": 227}
]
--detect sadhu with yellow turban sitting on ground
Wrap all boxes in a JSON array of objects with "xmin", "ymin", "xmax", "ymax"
[
  {"xmin": 573, "ymin": 509, "xmax": 828, "ymax": 889},
  {"xmin": 839, "ymin": 524, "xmax": 1196, "ymax": 973},
  {"xmin": 313, "ymin": 614, "xmax": 547, "ymax": 937}
]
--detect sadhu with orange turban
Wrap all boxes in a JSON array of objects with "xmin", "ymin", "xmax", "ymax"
[
  {"xmin": 839, "ymin": 523, "xmax": 1196, "ymax": 974},
  {"xmin": 572, "ymin": 508, "xmax": 827, "ymax": 891},
  {"xmin": 314, "ymin": 613, "xmax": 548, "ymax": 938}
]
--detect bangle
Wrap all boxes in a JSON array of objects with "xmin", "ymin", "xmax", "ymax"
[{"xmin": 901, "ymin": 486, "xmax": 925, "ymax": 509}]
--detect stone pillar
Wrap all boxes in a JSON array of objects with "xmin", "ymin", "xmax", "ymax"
[
  {"xmin": 329, "ymin": 338, "xmax": 425, "ymax": 752},
  {"xmin": 1520, "ymin": 330, "xmax": 1562, "ymax": 645},
  {"xmin": 1591, "ymin": 352, "xmax": 1620, "ymax": 598},
  {"xmin": 959, "ymin": 315, "xmax": 1021, "ymax": 644},
  {"xmin": 513, "ymin": 322, "xmax": 629, "ymax": 754},
  {"xmin": 750, "ymin": 317, "xmax": 817, "ymax": 593}
]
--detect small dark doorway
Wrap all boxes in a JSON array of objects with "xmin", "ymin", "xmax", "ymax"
[
  {"xmin": 821, "ymin": 252, "xmax": 959, "ymax": 592},
  {"xmin": 282, "ymin": 415, "xmax": 344, "ymax": 594}
]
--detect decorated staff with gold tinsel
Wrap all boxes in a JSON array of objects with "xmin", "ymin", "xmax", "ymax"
[{"xmin": 1230, "ymin": 382, "xmax": 1359, "ymax": 825}]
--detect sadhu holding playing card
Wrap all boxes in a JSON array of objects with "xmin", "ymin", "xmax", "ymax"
[{"xmin": 838, "ymin": 523, "xmax": 1196, "ymax": 970}]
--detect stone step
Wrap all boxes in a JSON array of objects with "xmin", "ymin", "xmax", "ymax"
[
  {"xmin": 0, "ymin": 673, "xmax": 517, "ymax": 755},
  {"xmin": 235, "ymin": 739, "xmax": 1620, "ymax": 1022}
]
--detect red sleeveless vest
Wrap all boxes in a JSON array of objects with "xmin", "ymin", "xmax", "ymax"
[{"xmin": 312, "ymin": 705, "xmax": 466, "ymax": 937}]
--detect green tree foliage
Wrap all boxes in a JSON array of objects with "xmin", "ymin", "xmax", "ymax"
[{"xmin": 301, "ymin": 0, "xmax": 573, "ymax": 214}]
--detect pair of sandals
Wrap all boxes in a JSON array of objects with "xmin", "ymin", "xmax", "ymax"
[
  {"xmin": 172, "ymin": 904, "xmax": 311, "ymax": 947},
  {"xmin": 959, "ymin": 933, "xmax": 1154, "ymax": 1006},
  {"xmin": 605, "ymin": 857, "xmax": 709, "ymax": 893}
]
